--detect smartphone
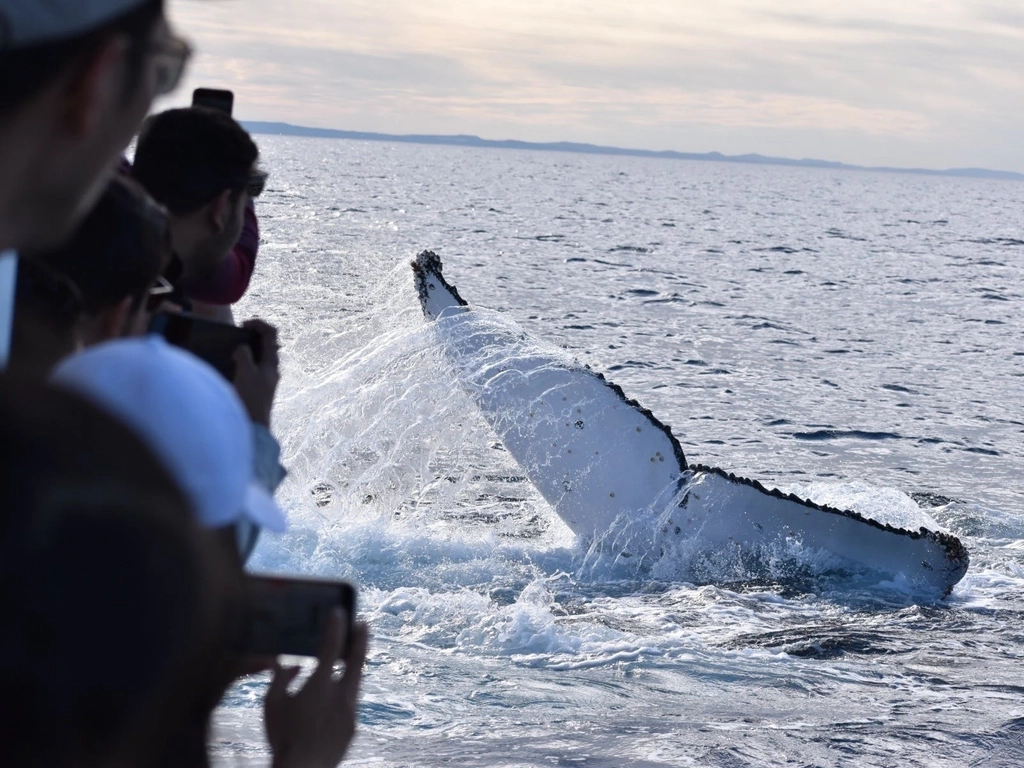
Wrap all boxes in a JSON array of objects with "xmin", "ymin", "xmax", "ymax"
[
  {"xmin": 238, "ymin": 575, "xmax": 357, "ymax": 658},
  {"xmin": 192, "ymin": 88, "xmax": 234, "ymax": 116},
  {"xmin": 149, "ymin": 311, "xmax": 261, "ymax": 380}
]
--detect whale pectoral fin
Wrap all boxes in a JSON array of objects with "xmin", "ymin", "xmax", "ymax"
[
  {"xmin": 411, "ymin": 251, "xmax": 970, "ymax": 597},
  {"xmin": 413, "ymin": 250, "xmax": 469, "ymax": 319}
]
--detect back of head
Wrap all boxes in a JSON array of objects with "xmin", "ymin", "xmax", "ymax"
[
  {"xmin": 133, "ymin": 107, "xmax": 259, "ymax": 215},
  {"xmin": 0, "ymin": 493, "xmax": 208, "ymax": 768},
  {"xmin": 10, "ymin": 258, "xmax": 83, "ymax": 378},
  {"xmin": 26, "ymin": 175, "xmax": 169, "ymax": 314},
  {"xmin": 0, "ymin": 379, "xmax": 232, "ymax": 767}
]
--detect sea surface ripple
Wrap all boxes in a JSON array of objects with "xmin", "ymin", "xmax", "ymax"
[{"xmin": 213, "ymin": 137, "xmax": 1024, "ymax": 767}]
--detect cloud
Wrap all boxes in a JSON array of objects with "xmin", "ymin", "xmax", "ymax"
[{"xmin": 165, "ymin": 0, "xmax": 1024, "ymax": 170}]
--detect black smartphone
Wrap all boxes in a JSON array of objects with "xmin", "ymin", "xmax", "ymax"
[
  {"xmin": 237, "ymin": 575, "xmax": 357, "ymax": 658},
  {"xmin": 192, "ymin": 87, "xmax": 234, "ymax": 116},
  {"xmin": 149, "ymin": 311, "xmax": 261, "ymax": 380}
]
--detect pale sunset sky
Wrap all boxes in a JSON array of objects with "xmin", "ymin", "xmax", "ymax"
[{"xmin": 164, "ymin": 0, "xmax": 1024, "ymax": 172}]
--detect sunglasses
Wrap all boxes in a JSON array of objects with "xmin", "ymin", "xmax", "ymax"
[
  {"xmin": 145, "ymin": 275, "xmax": 175, "ymax": 312},
  {"xmin": 151, "ymin": 34, "xmax": 193, "ymax": 96},
  {"xmin": 234, "ymin": 519, "xmax": 262, "ymax": 566},
  {"xmin": 247, "ymin": 169, "xmax": 269, "ymax": 199}
]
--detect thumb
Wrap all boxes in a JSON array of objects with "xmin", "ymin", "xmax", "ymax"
[{"xmin": 266, "ymin": 664, "xmax": 301, "ymax": 704}]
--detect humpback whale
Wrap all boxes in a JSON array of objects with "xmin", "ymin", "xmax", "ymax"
[{"xmin": 411, "ymin": 250, "xmax": 969, "ymax": 597}]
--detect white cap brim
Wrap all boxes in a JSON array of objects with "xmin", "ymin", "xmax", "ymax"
[{"xmin": 243, "ymin": 484, "xmax": 288, "ymax": 533}]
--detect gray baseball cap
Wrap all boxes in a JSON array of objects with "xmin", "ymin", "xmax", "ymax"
[{"xmin": 0, "ymin": 1, "xmax": 151, "ymax": 49}]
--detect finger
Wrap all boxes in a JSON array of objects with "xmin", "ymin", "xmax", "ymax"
[
  {"xmin": 264, "ymin": 335, "xmax": 280, "ymax": 369},
  {"xmin": 243, "ymin": 320, "xmax": 280, "ymax": 368},
  {"xmin": 313, "ymin": 608, "xmax": 346, "ymax": 678},
  {"xmin": 266, "ymin": 664, "xmax": 301, "ymax": 702},
  {"xmin": 337, "ymin": 622, "xmax": 369, "ymax": 699},
  {"xmin": 263, "ymin": 328, "xmax": 280, "ymax": 368},
  {"xmin": 241, "ymin": 317, "xmax": 273, "ymax": 333},
  {"xmin": 241, "ymin": 318, "xmax": 279, "ymax": 345}
]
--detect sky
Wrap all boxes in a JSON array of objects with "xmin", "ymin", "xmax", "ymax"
[{"xmin": 164, "ymin": 0, "xmax": 1024, "ymax": 172}]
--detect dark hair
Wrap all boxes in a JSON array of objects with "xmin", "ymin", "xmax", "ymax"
[
  {"xmin": 0, "ymin": 379, "xmax": 223, "ymax": 766},
  {"xmin": 10, "ymin": 259, "xmax": 84, "ymax": 377},
  {"xmin": 14, "ymin": 258, "xmax": 83, "ymax": 326},
  {"xmin": 0, "ymin": 0, "xmax": 164, "ymax": 114},
  {"xmin": 26, "ymin": 176, "xmax": 169, "ymax": 314},
  {"xmin": 133, "ymin": 107, "xmax": 259, "ymax": 215}
]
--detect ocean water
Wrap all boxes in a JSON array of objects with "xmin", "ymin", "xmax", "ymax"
[{"xmin": 215, "ymin": 136, "xmax": 1024, "ymax": 767}]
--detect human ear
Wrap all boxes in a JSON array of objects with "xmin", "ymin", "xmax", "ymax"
[
  {"xmin": 61, "ymin": 36, "xmax": 129, "ymax": 139},
  {"xmin": 98, "ymin": 297, "xmax": 135, "ymax": 341},
  {"xmin": 75, "ymin": 299, "xmax": 130, "ymax": 346},
  {"xmin": 208, "ymin": 190, "xmax": 233, "ymax": 233}
]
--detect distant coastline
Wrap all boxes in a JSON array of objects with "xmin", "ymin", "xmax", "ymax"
[{"xmin": 241, "ymin": 121, "xmax": 1024, "ymax": 182}]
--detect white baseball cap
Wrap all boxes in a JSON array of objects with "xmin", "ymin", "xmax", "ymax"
[
  {"xmin": 51, "ymin": 336, "xmax": 288, "ymax": 534},
  {"xmin": 0, "ymin": 1, "xmax": 150, "ymax": 49}
]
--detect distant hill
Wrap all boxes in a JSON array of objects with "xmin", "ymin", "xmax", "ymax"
[{"xmin": 241, "ymin": 121, "xmax": 1024, "ymax": 182}]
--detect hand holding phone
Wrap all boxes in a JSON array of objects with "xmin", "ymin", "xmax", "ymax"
[
  {"xmin": 150, "ymin": 311, "xmax": 262, "ymax": 380},
  {"xmin": 265, "ymin": 612, "xmax": 369, "ymax": 768},
  {"xmin": 246, "ymin": 576, "xmax": 369, "ymax": 767},
  {"xmin": 231, "ymin": 319, "xmax": 280, "ymax": 428}
]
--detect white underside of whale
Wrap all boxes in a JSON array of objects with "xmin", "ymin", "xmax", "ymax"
[{"xmin": 412, "ymin": 251, "xmax": 969, "ymax": 597}]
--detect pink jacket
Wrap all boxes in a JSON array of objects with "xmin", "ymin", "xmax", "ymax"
[{"xmin": 185, "ymin": 202, "xmax": 260, "ymax": 305}]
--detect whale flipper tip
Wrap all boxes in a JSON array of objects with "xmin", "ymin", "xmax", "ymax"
[
  {"xmin": 412, "ymin": 249, "xmax": 469, "ymax": 317},
  {"xmin": 412, "ymin": 249, "xmax": 443, "ymax": 277}
]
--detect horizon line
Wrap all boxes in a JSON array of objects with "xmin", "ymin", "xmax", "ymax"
[{"xmin": 240, "ymin": 121, "xmax": 1024, "ymax": 182}]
